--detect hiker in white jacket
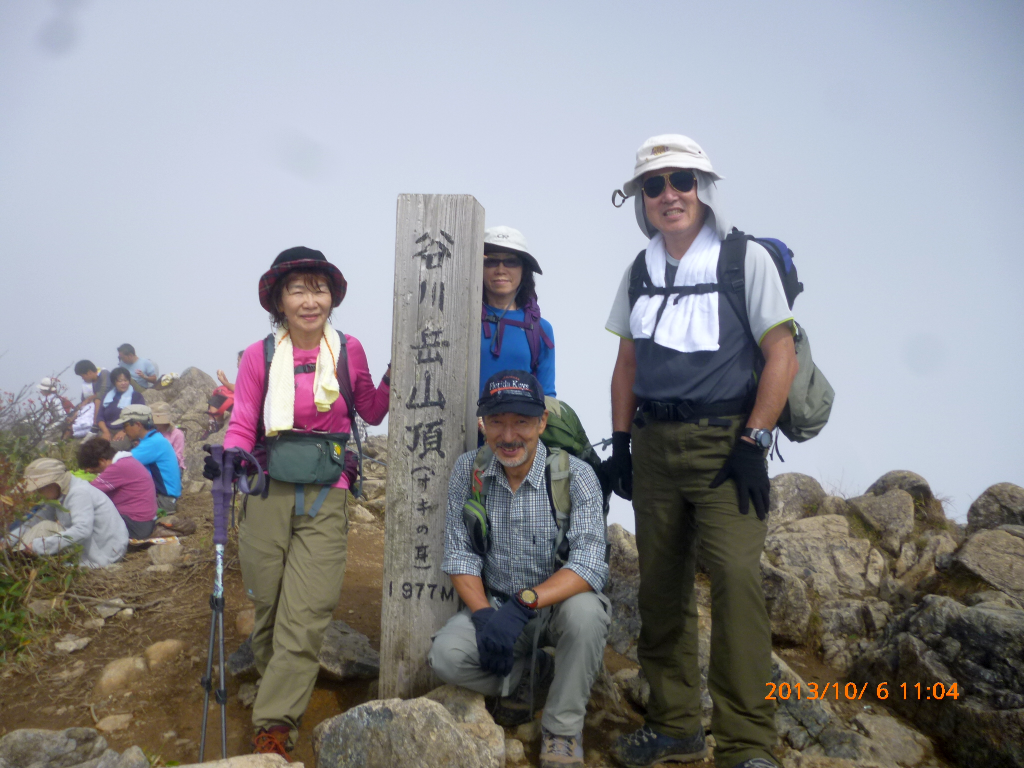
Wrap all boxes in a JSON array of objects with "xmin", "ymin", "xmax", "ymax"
[{"xmin": 8, "ymin": 458, "xmax": 128, "ymax": 568}]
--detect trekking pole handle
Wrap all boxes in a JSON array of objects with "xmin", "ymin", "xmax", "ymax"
[{"xmin": 224, "ymin": 447, "xmax": 265, "ymax": 497}]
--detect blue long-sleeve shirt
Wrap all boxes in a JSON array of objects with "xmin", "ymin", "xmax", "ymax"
[
  {"xmin": 480, "ymin": 306, "xmax": 556, "ymax": 397},
  {"xmin": 131, "ymin": 429, "xmax": 182, "ymax": 497}
]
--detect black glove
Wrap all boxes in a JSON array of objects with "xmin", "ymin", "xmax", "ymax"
[
  {"xmin": 202, "ymin": 454, "xmax": 221, "ymax": 480},
  {"xmin": 709, "ymin": 439, "xmax": 770, "ymax": 520},
  {"xmin": 603, "ymin": 431, "xmax": 633, "ymax": 500},
  {"xmin": 477, "ymin": 599, "xmax": 535, "ymax": 677}
]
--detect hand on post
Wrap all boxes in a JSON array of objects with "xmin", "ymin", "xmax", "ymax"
[{"xmin": 709, "ymin": 440, "xmax": 770, "ymax": 520}]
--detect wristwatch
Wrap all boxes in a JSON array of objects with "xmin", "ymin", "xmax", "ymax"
[
  {"xmin": 516, "ymin": 588, "xmax": 539, "ymax": 610},
  {"xmin": 741, "ymin": 428, "xmax": 773, "ymax": 450}
]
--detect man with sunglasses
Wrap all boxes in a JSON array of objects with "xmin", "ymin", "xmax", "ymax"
[
  {"xmin": 604, "ymin": 135, "xmax": 799, "ymax": 768},
  {"xmin": 429, "ymin": 370, "xmax": 609, "ymax": 768}
]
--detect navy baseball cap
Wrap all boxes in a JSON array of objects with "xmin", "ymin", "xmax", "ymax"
[{"xmin": 477, "ymin": 370, "xmax": 546, "ymax": 418}]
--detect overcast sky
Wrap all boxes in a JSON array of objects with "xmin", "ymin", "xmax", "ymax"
[{"xmin": 2, "ymin": 1, "xmax": 1022, "ymax": 529}]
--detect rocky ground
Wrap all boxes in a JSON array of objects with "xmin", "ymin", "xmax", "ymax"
[{"xmin": 2, "ymin": 367, "xmax": 1023, "ymax": 767}]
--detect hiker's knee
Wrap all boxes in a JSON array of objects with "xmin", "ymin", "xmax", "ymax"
[{"xmin": 555, "ymin": 592, "xmax": 610, "ymax": 643}]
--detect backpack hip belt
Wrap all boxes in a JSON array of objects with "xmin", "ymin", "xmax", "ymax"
[{"xmin": 637, "ymin": 396, "xmax": 750, "ymax": 423}]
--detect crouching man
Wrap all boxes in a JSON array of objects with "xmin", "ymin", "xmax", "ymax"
[{"xmin": 429, "ymin": 370, "xmax": 610, "ymax": 768}]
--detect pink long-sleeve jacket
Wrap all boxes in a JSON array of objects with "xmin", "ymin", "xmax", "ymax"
[{"xmin": 224, "ymin": 334, "xmax": 389, "ymax": 489}]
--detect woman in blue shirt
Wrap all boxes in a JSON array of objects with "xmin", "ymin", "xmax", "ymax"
[{"xmin": 480, "ymin": 226, "xmax": 556, "ymax": 397}]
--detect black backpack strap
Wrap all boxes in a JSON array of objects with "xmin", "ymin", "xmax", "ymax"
[
  {"xmin": 626, "ymin": 250, "xmax": 649, "ymax": 310},
  {"xmin": 718, "ymin": 229, "xmax": 759, "ymax": 350},
  {"xmin": 334, "ymin": 332, "xmax": 363, "ymax": 498}
]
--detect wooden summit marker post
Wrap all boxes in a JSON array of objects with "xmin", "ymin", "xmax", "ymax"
[{"xmin": 380, "ymin": 194, "xmax": 485, "ymax": 698}]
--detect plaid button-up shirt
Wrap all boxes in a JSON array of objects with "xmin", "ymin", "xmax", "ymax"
[{"xmin": 442, "ymin": 441, "xmax": 608, "ymax": 598}]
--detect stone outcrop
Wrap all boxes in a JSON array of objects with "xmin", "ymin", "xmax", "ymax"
[
  {"xmin": 847, "ymin": 490, "xmax": 915, "ymax": 557},
  {"xmin": 605, "ymin": 524, "xmax": 641, "ymax": 660},
  {"xmin": 143, "ymin": 366, "xmax": 222, "ymax": 483},
  {"xmin": 966, "ymin": 482, "xmax": 1024, "ymax": 535},
  {"xmin": 0, "ymin": 729, "xmax": 153, "ymax": 768},
  {"xmin": 850, "ymin": 594, "xmax": 1024, "ymax": 768},
  {"xmin": 768, "ymin": 473, "xmax": 827, "ymax": 531},
  {"xmin": 312, "ymin": 696, "xmax": 504, "ymax": 768},
  {"xmin": 230, "ymin": 621, "xmax": 379, "ymax": 683},
  {"xmin": 954, "ymin": 528, "xmax": 1024, "ymax": 604},
  {"xmin": 764, "ymin": 515, "xmax": 872, "ymax": 600}
]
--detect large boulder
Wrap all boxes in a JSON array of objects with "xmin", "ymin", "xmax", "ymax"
[
  {"xmin": 967, "ymin": 483, "xmax": 1024, "ymax": 535},
  {"xmin": 761, "ymin": 554, "xmax": 812, "ymax": 644},
  {"xmin": 769, "ymin": 473, "xmax": 827, "ymax": 531},
  {"xmin": 312, "ymin": 698, "xmax": 504, "ymax": 768},
  {"xmin": 605, "ymin": 524, "xmax": 641, "ymax": 660},
  {"xmin": 850, "ymin": 594, "xmax": 1024, "ymax": 768},
  {"xmin": 144, "ymin": 366, "xmax": 222, "ymax": 483},
  {"xmin": 955, "ymin": 529, "xmax": 1024, "ymax": 603},
  {"xmin": 865, "ymin": 470, "xmax": 948, "ymax": 528},
  {"xmin": 318, "ymin": 620, "xmax": 380, "ymax": 681},
  {"xmin": 764, "ymin": 515, "xmax": 872, "ymax": 600},
  {"xmin": 847, "ymin": 490, "xmax": 915, "ymax": 556},
  {"xmin": 0, "ymin": 728, "xmax": 108, "ymax": 767}
]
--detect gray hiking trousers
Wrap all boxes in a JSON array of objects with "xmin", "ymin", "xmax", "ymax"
[{"xmin": 428, "ymin": 590, "xmax": 610, "ymax": 735}]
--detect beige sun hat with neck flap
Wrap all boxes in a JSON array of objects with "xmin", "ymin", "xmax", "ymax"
[
  {"xmin": 620, "ymin": 134, "xmax": 723, "ymax": 198},
  {"xmin": 20, "ymin": 458, "xmax": 70, "ymax": 494}
]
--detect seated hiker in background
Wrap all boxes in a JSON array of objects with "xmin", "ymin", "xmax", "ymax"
[
  {"xmin": 78, "ymin": 438, "xmax": 158, "ymax": 540},
  {"xmin": 204, "ymin": 385, "xmax": 235, "ymax": 438},
  {"xmin": 3, "ymin": 458, "xmax": 128, "ymax": 568},
  {"xmin": 217, "ymin": 350, "xmax": 244, "ymax": 391},
  {"xmin": 116, "ymin": 343, "xmax": 159, "ymax": 390},
  {"xmin": 112, "ymin": 404, "xmax": 182, "ymax": 513},
  {"xmin": 75, "ymin": 360, "xmax": 112, "ymax": 432},
  {"xmin": 98, "ymin": 367, "xmax": 145, "ymax": 443},
  {"xmin": 150, "ymin": 402, "xmax": 186, "ymax": 473},
  {"xmin": 429, "ymin": 371, "xmax": 609, "ymax": 768}
]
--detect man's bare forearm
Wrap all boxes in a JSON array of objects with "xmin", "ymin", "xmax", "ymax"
[
  {"xmin": 449, "ymin": 573, "xmax": 490, "ymax": 612},
  {"xmin": 611, "ymin": 338, "xmax": 638, "ymax": 433},
  {"xmin": 746, "ymin": 324, "xmax": 799, "ymax": 432}
]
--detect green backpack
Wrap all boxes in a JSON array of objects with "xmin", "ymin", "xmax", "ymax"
[{"xmin": 463, "ymin": 397, "xmax": 609, "ymax": 568}]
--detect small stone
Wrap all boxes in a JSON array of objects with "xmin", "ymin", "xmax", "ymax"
[
  {"xmin": 236, "ymin": 607, "xmax": 255, "ymax": 637},
  {"xmin": 514, "ymin": 719, "xmax": 541, "ymax": 743},
  {"xmin": 55, "ymin": 660, "xmax": 86, "ymax": 682},
  {"xmin": 82, "ymin": 618, "xmax": 105, "ymax": 630},
  {"xmin": 94, "ymin": 656, "xmax": 147, "ymax": 697},
  {"xmin": 96, "ymin": 713, "xmax": 133, "ymax": 732},
  {"xmin": 144, "ymin": 639, "xmax": 185, "ymax": 669},
  {"xmin": 27, "ymin": 597, "xmax": 63, "ymax": 616},
  {"xmin": 116, "ymin": 608, "xmax": 135, "ymax": 620},
  {"xmin": 55, "ymin": 634, "xmax": 91, "ymax": 653},
  {"xmin": 145, "ymin": 564, "xmax": 176, "ymax": 574},
  {"xmin": 162, "ymin": 730, "xmax": 177, "ymax": 740},
  {"xmin": 238, "ymin": 681, "xmax": 258, "ymax": 708},
  {"xmin": 349, "ymin": 503, "xmax": 376, "ymax": 523},
  {"xmin": 148, "ymin": 542, "xmax": 182, "ymax": 565},
  {"xmin": 174, "ymin": 737, "xmax": 193, "ymax": 747},
  {"xmin": 95, "ymin": 598, "xmax": 127, "ymax": 618},
  {"xmin": 505, "ymin": 738, "xmax": 526, "ymax": 764}
]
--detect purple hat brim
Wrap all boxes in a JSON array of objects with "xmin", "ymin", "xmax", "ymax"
[{"xmin": 258, "ymin": 259, "xmax": 348, "ymax": 313}]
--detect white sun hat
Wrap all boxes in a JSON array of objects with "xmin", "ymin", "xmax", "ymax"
[
  {"xmin": 621, "ymin": 134, "xmax": 723, "ymax": 198},
  {"xmin": 483, "ymin": 226, "xmax": 542, "ymax": 275}
]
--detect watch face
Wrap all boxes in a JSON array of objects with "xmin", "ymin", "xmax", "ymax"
[
  {"xmin": 520, "ymin": 589, "xmax": 538, "ymax": 606},
  {"xmin": 756, "ymin": 430, "xmax": 773, "ymax": 449}
]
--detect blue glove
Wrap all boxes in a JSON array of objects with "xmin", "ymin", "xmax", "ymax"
[{"xmin": 477, "ymin": 599, "xmax": 535, "ymax": 676}]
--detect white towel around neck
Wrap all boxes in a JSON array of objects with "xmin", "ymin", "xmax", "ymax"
[
  {"xmin": 263, "ymin": 324, "xmax": 342, "ymax": 437},
  {"xmin": 628, "ymin": 224, "xmax": 722, "ymax": 354}
]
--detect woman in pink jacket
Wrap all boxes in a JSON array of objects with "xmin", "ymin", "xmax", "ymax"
[{"xmin": 218, "ymin": 247, "xmax": 390, "ymax": 756}]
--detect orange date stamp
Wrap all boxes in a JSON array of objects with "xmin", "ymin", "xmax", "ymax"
[{"xmin": 766, "ymin": 681, "xmax": 961, "ymax": 701}]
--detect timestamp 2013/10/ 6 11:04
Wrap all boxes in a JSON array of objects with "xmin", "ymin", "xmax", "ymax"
[{"xmin": 766, "ymin": 681, "xmax": 961, "ymax": 701}]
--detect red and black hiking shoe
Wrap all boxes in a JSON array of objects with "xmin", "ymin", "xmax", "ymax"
[{"xmin": 252, "ymin": 725, "xmax": 291, "ymax": 759}]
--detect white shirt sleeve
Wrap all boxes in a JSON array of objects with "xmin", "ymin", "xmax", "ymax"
[
  {"xmin": 744, "ymin": 241, "xmax": 795, "ymax": 344},
  {"xmin": 604, "ymin": 265, "xmax": 634, "ymax": 339}
]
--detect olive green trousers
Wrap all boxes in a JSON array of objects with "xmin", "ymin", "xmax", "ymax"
[
  {"xmin": 239, "ymin": 479, "xmax": 348, "ymax": 743},
  {"xmin": 631, "ymin": 416, "xmax": 776, "ymax": 768}
]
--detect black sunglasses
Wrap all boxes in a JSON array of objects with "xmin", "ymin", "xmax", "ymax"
[
  {"xmin": 483, "ymin": 255, "xmax": 522, "ymax": 269},
  {"xmin": 642, "ymin": 171, "xmax": 696, "ymax": 198}
]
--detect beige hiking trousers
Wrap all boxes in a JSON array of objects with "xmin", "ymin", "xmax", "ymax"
[{"xmin": 239, "ymin": 478, "xmax": 348, "ymax": 743}]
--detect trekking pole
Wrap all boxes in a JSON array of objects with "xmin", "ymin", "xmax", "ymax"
[
  {"xmin": 593, "ymin": 436, "xmax": 613, "ymax": 452},
  {"xmin": 199, "ymin": 445, "xmax": 264, "ymax": 761}
]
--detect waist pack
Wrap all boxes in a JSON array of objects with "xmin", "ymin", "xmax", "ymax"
[
  {"xmin": 627, "ymin": 229, "xmax": 834, "ymax": 443},
  {"xmin": 266, "ymin": 431, "xmax": 349, "ymax": 486}
]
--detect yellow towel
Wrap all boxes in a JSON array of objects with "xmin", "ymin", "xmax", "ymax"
[{"xmin": 263, "ymin": 325, "xmax": 342, "ymax": 436}]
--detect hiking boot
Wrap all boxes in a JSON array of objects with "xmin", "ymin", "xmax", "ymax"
[
  {"xmin": 252, "ymin": 725, "xmax": 291, "ymax": 759},
  {"xmin": 539, "ymin": 727, "xmax": 584, "ymax": 767},
  {"xmin": 489, "ymin": 648, "xmax": 555, "ymax": 727},
  {"xmin": 733, "ymin": 760, "xmax": 779, "ymax": 768},
  {"xmin": 610, "ymin": 724, "xmax": 707, "ymax": 768}
]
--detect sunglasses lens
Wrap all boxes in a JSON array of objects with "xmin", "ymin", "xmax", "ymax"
[
  {"xmin": 484, "ymin": 257, "xmax": 520, "ymax": 269},
  {"xmin": 642, "ymin": 176, "xmax": 666, "ymax": 198},
  {"xmin": 669, "ymin": 171, "xmax": 695, "ymax": 193}
]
